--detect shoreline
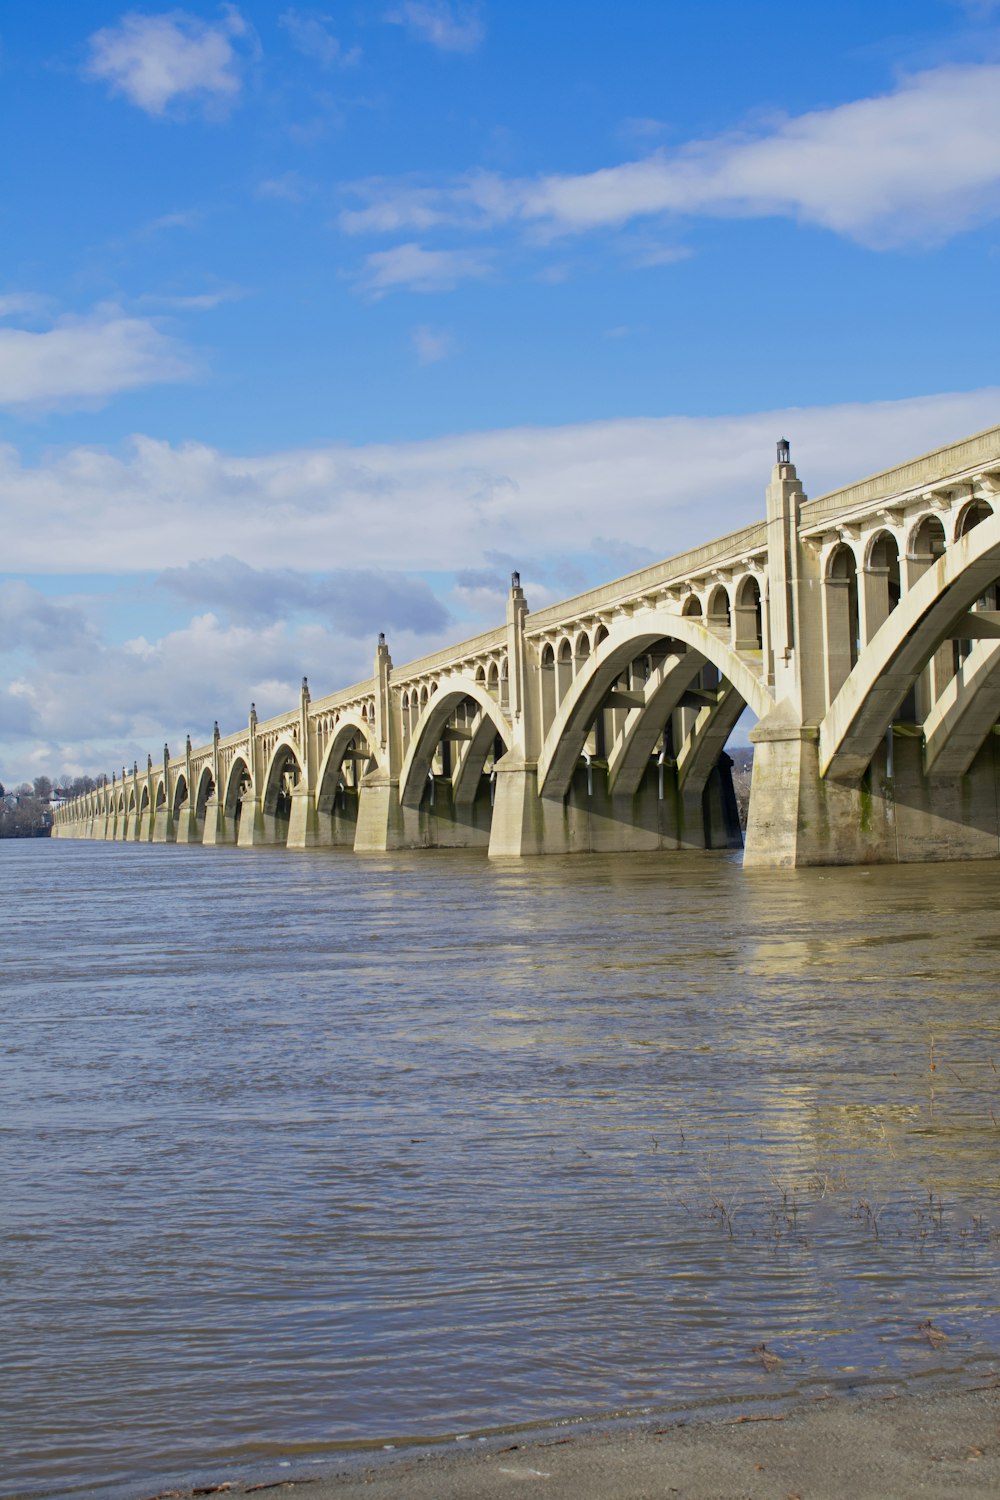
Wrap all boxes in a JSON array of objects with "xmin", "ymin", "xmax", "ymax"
[{"xmin": 24, "ymin": 1379, "xmax": 1000, "ymax": 1500}]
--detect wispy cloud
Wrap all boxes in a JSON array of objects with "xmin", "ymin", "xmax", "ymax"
[
  {"xmin": 4, "ymin": 388, "xmax": 999, "ymax": 575},
  {"xmin": 279, "ymin": 8, "xmax": 360, "ymax": 68},
  {"xmin": 139, "ymin": 284, "xmax": 248, "ymax": 310},
  {"xmin": 0, "ymin": 304, "xmax": 195, "ymax": 411},
  {"xmin": 384, "ymin": 1, "xmax": 484, "ymax": 52},
  {"xmin": 0, "ymin": 292, "xmax": 54, "ymax": 320},
  {"xmin": 411, "ymin": 324, "xmax": 456, "ymax": 363},
  {"xmin": 84, "ymin": 6, "xmax": 252, "ymax": 118},
  {"xmin": 339, "ymin": 62, "xmax": 1000, "ymax": 250},
  {"xmin": 256, "ymin": 171, "xmax": 312, "ymax": 202},
  {"xmin": 359, "ymin": 242, "xmax": 492, "ymax": 296}
]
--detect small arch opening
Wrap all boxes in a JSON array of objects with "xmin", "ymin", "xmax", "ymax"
[
  {"xmin": 909, "ymin": 514, "xmax": 947, "ymax": 560},
  {"xmin": 957, "ymin": 499, "xmax": 993, "ymax": 539}
]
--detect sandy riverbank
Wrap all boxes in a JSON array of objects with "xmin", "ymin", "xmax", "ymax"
[{"xmin": 121, "ymin": 1383, "xmax": 1000, "ymax": 1500}]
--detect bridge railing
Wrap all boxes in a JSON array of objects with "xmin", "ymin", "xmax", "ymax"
[
  {"xmin": 801, "ymin": 421, "xmax": 1000, "ymax": 530},
  {"xmin": 525, "ymin": 520, "xmax": 768, "ymax": 636}
]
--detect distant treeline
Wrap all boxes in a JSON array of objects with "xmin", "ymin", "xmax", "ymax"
[{"xmin": 0, "ymin": 775, "xmax": 100, "ymax": 839}]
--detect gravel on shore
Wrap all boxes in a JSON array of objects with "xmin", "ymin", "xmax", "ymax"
[{"xmin": 126, "ymin": 1383, "xmax": 1000, "ymax": 1500}]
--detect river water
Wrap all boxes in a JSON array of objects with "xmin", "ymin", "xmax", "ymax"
[{"xmin": 3, "ymin": 840, "xmax": 1000, "ymax": 1497}]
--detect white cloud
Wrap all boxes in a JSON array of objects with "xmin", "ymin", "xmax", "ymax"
[
  {"xmin": 5, "ymin": 387, "xmax": 1000, "ymax": 781},
  {"xmin": 0, "ymin": 602, "xmax": 444, "ymax": 783},
  {"xmin": 256, "ymin": 171, "xmax": 312, "ymax": 202},
  {"xmin": 359, "ymin": 242, "xmax": 492, "ymax": 296},
  {"xmin": 339, "ymin": 63, "xmax": 1000, "ymax": 249},
  {"xmin": 411, "ymin": 324, "xmax": 456, "ymax": 363},
  {"xmin": 140, "ymin": 285, "xmax": 248, "ymax": 310},
  {"xmin": 3, "ymin": 388, "xmax": 999, "ymax": 577},
  {"xmin": 0, "ymin": 292, "xmax": 53, "ymax": 320},
  {"xmin": 279, "ymin": 7, "xmax": 360, "ymax": 67},
  {"xmin": 0, "ymin": 305, "xmax": 195, "ymax": 411},
  {"xmin": 384, "ymin": 1, "xmax": 484, "ymax": 52},
  {"xmin": 85, "ymin": 6, "xmax": 250, "ymax": 118},
  {"xmin": 340, "ymin": 170, "xmax": 516, "ymax": 235}
]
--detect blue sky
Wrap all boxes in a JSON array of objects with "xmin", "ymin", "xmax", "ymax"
[{"xmin": 2, "ymin": 0, "xmax": 1000, "ymax": 780}]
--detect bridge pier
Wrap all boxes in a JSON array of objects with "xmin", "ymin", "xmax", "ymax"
[
  {"xmin": 201, "ymin": 795, "xmax": 235, "ymax": 845},
  {"xmin": 173, "ymin": 799, "xmax": 200, "ymax": 843},
  {"xmin": 488, "ymin": 755, "xmax": 544, "ymax": 856},
  {"xmin": 151, "ymin": 805, "xmax": 175, "ymax": 843},
  {"xmin": 353, "ymin": 772, "xmax": 407, "ymax": 851},
  {"xmin": 235, "ymin": 794, "xmax": 287, "ymax": 846},
  {"xmin": 285, "ymin": 786, "xmax": 321, "ymax": 848},
  {"xmin": 744, "ymin": 717, "xmax": 1000, "ymax": 866}
]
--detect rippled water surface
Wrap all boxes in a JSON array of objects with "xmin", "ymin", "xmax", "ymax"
[{"xmin": 3, "ymin": 840, "xmax": 1000, "ymax": 1496}]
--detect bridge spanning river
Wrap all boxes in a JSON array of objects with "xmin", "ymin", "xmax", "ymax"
[{"xmin": 54, "ymin": 423, "xmax": 1000, "ymax": 867}]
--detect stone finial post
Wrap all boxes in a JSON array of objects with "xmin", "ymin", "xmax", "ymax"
[
  {"xmin": 765, "ymin": 438, "xmax": 804, "ymax": 695},
  {"xmin": 299, "ymin": 676, "xmax": 313, "ymax": 789},
  {"xmin": 506, "ymin": 569, "xmax": 533, "ymax": 751},
  {"xmin": 248, "ymin": 703, "xmax": 259, "ymax": 792},
  {"xmin": 374, "ymin": 632, "xmax": 393, "ymax": 758}
]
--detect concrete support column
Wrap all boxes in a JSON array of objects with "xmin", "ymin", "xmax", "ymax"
[
  {"xmin": 860, "ymin": 564, "xmax": 891, "ymax": 645},
  {"xmin": 488, "ymin": 753, "xmax": 544, "ymax": 855},
  {"xmin": 734, "ymin": 601, "xmax": 760, "ymax": 653},
  {"xmin": 201, "ymin": 793, "xmax": 233, "ymax": 845},
  {"xmin": 173, "ymin": 799, "xmax": 198, "ymax": 843},
  {"xmin": 151, "ymin": 803, "xmax": 175, "ymax": 843},
  {"xmin": 489, "ymin": 573, "xmax": 546, "ymax": 857},
  {"xmin": 236, "ymin": 788, "xmax": 268, "ymax": 846},
  {"xmin": 823, "ymin": 577, "xmax": 854, "ymax": 705},
  {"xmin": 354, "ymin": 769, "xmax": 406, "ymax": 851},
  {"xmin": 744, "ymin": 717, "xmax": 891, "ymax": 867},
  {"xmin": 285, "ymin": 785, "xmax": 321, "ymax": 848},
  {"xmin": 353, "ymin": 635, "xmax": 404, "ymax": 852}
]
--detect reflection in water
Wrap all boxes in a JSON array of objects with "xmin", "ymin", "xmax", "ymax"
[{"xmin": 2, "ymin": 842, "xmax": 1000, "ymax": 1497}]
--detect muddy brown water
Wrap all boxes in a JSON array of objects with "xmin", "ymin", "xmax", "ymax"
[{"xmin": 3, "ymin": 840, "xmax": 1000, "ymax": 1497}]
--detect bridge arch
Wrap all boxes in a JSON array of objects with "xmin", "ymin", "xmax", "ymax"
[
  {"xmin": 136, "ymin": 783, "xmax": 151, "ymax": 841},
  {"xmin": 194, "ymin": 765, "xmax": 215, "ymax": 822},
  {"xmin": 922, "ymin": 635, "xmax": 1000, "ymax": 779},
  {"xmin": 399, "ymin": 677, "xmax": 512, "ymax": 809},
  {"xmin": 956, "ymin": 497, "xmax": 993, "ymax": 541},
  {"xmin": 908, "ymin": 512, "xmax": 947, "ymax": 565},
  {"xmin": 261, "ymin": 736, "xmax": 304, "ymax": 821},
  {"xmin": 316, "ymin": 714, "xmax": 379, "ymax": 816},
  {"xmin": 223, "ymin": 755, "xmax": 252, "ymax": 828},
  {"xmin": 707, "ymin": 585, "xmax": 731, "ymax": 636},
  {"xmin": 171, "ymin": 773, "xmax": 188, "ymax": 818},
  {"xmin": 821, "ymin": 510, "xmax": 1000, "ymax": 780},
  {"xmin": 537, "ymin": 609, "xmax": 773, "ymax": 799}
]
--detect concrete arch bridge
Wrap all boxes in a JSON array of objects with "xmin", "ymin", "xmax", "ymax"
[{"xmin": 54, "ymin": 422, "xmax": 1000, "ymax": 867}]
